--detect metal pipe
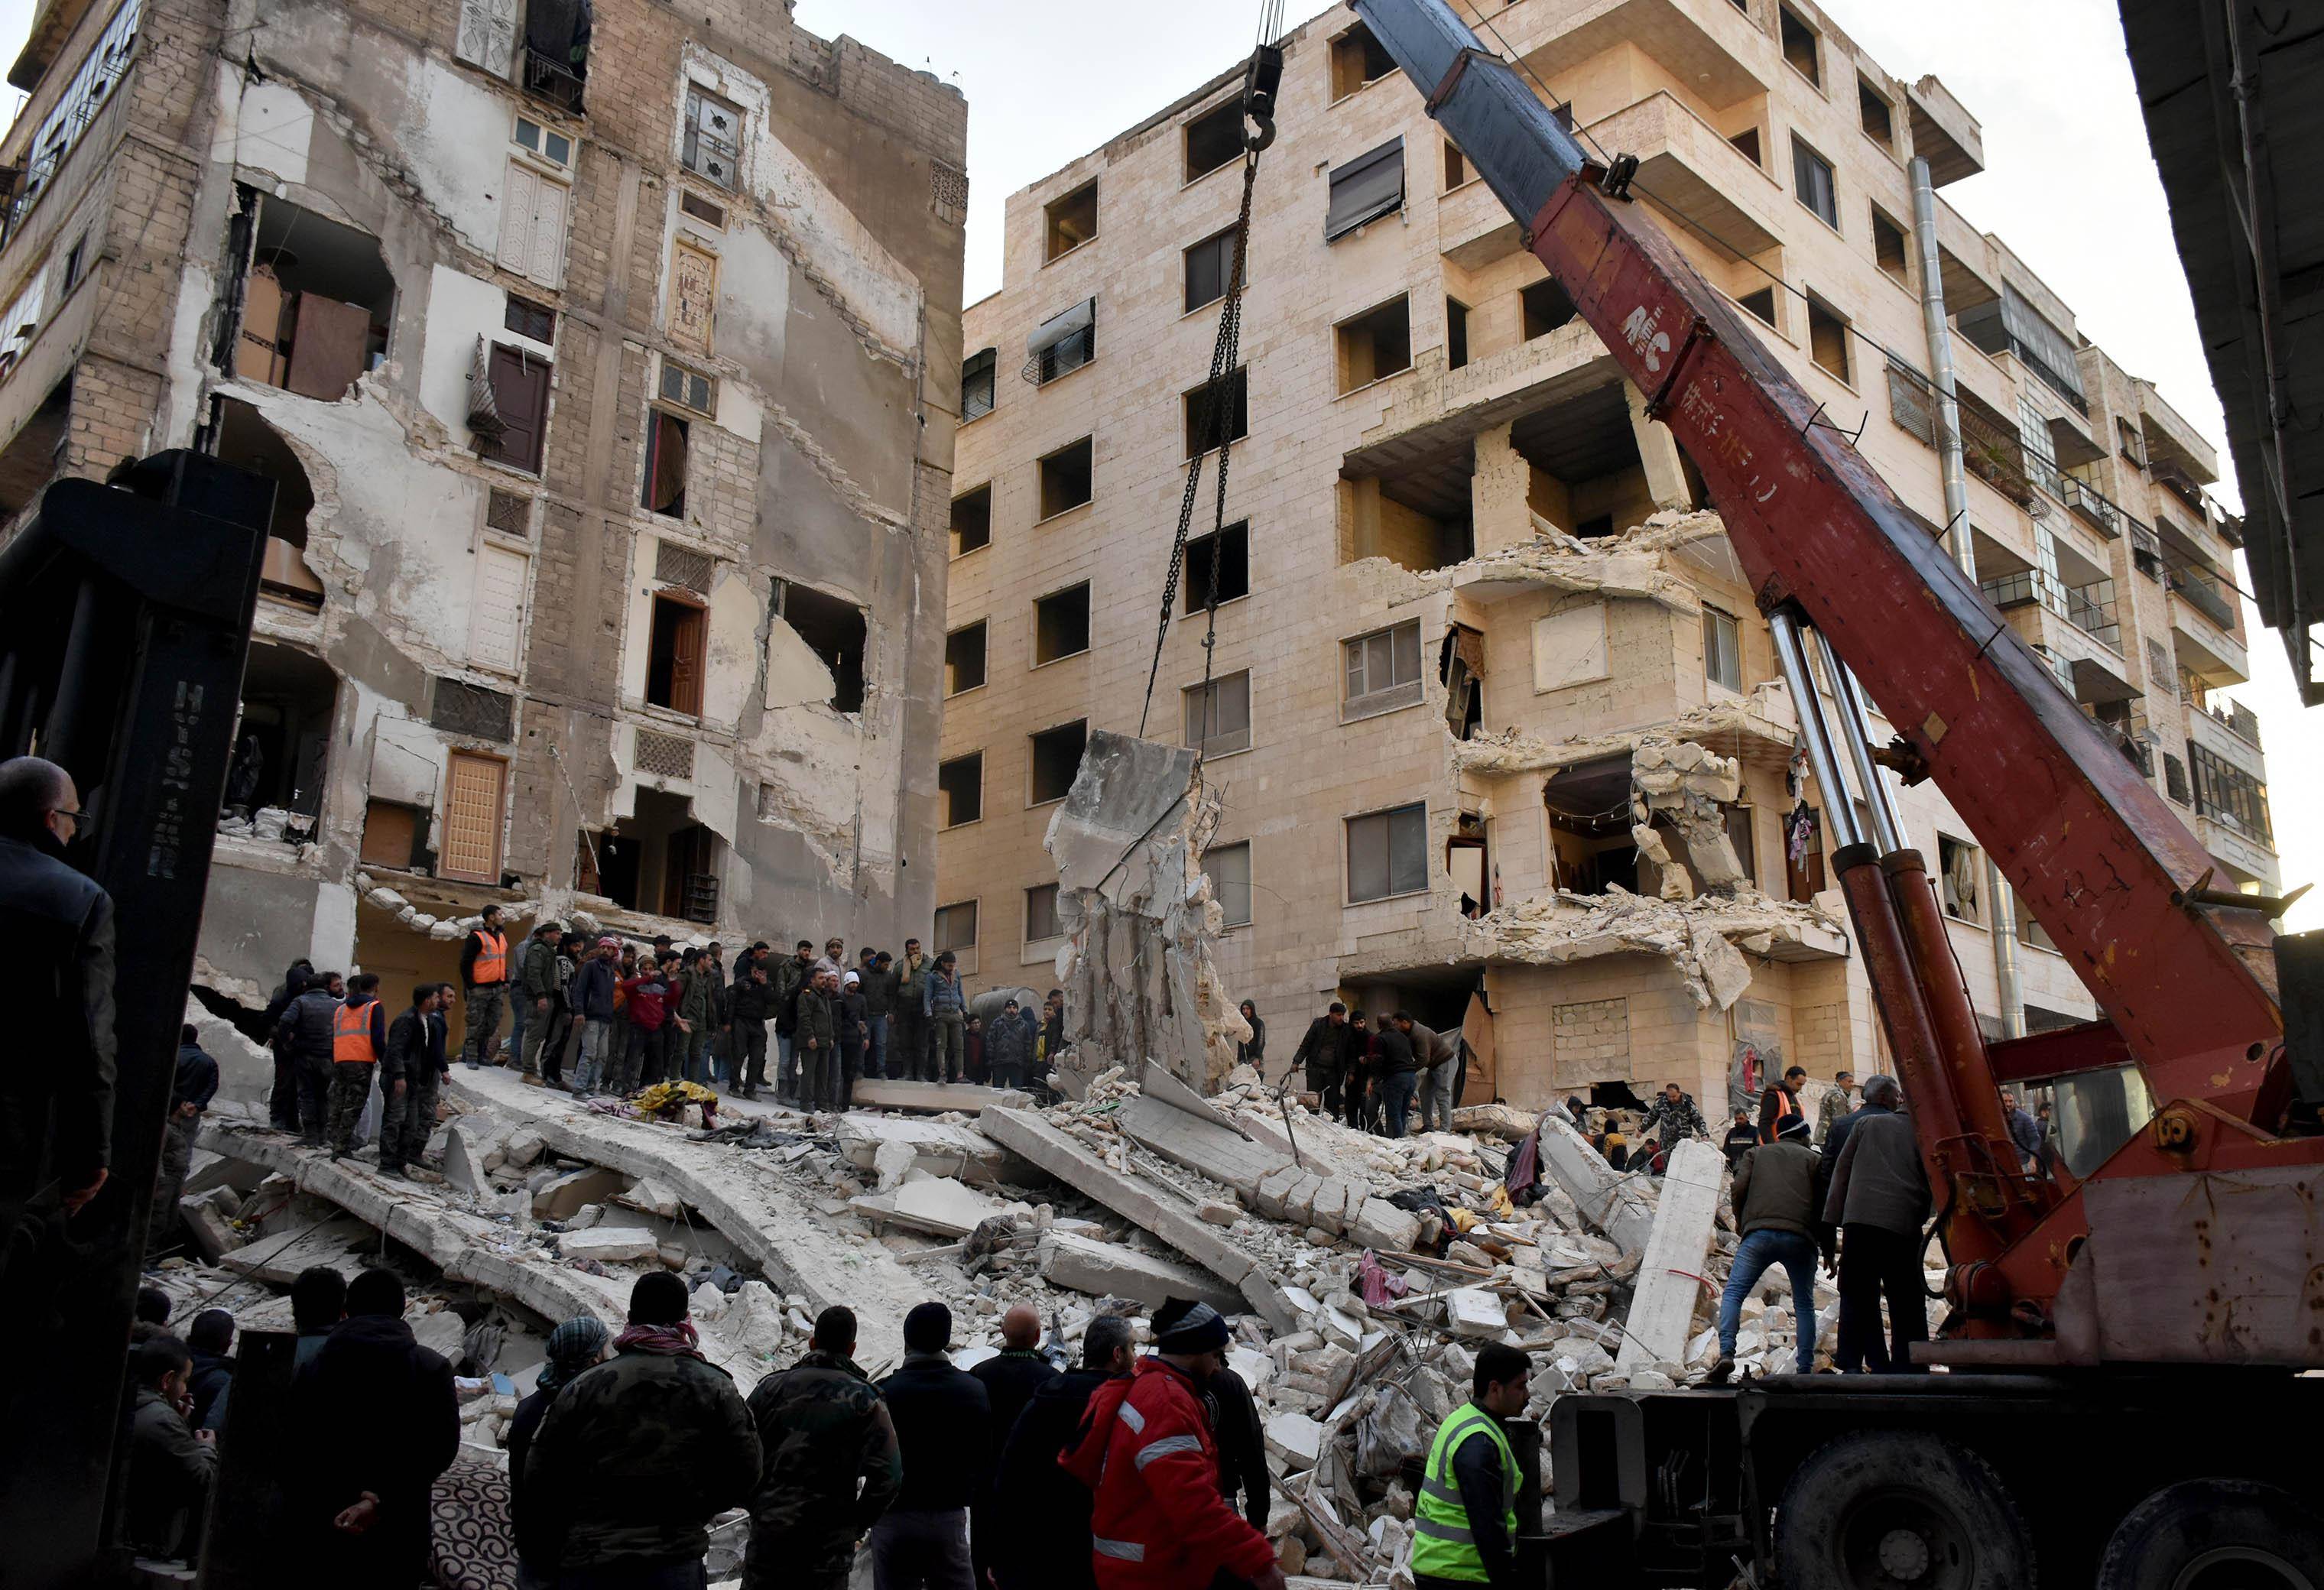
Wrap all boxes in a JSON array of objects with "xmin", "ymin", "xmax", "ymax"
[
  {"xmin": 1768, "ymin": 609, "xmax": 1863, "ymax": 849},
  {"xmin": 1911, "ymin": 152, "xmax": 2025, "ymax": 1040},
  {"xmin": 1826, "ymin": 647, "xmax": 1906, "ymax": 855}
]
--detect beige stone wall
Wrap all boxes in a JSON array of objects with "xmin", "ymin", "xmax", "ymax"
[{"xmin": 939, "ymin": 0, "xmax": 2264, "ymax": 1102}]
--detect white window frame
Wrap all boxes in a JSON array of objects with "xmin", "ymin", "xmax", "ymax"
[
  {"xmin": 1342, "ymin": 619, "xmax": 1423, "ymax": 722},
  {"xmin": 1703, "ymin": 605, "xmax": 1742, "ymax": 693},
  {"xmin": 1345, "ymin": 802, "xmax": 1428, "ymax": 904},
  {"xmin": 1204, "ymin": 840, "xmax": 1252, "ymax": 929},
  {"xmin": 514, "ymin": 112, "xmax": 573, "ymax": 170}
]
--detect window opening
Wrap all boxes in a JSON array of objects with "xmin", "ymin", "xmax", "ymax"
[
  {"xmin": 644, "ymin": 593, "xmax": 706, "ymax": 714},
  {"xmin": 945, "ymin": 621, "xmax": 987, "ymax": 695},
  {"xmin": 642, "ymin": 410, "xmax": 688, "ymax": 516},
  {"xmin": 1522, "ymin": 277, "xmax": 1579, "ymax": 339},
  {"xmin": 1183, "ymin": 521, "xmax": 1249, "ymax": 612},
  {"xmin": 1184, "ymin": 368, "xmax": 1248, "ymax": 456},
  {"xmin": 1183, "ymin": 670, "xmax": 1251, "ymax": 757},
  {"xmin": 774, "ymin": 579, "xmax": 868, "ymax": 712},
  {"xmin": 1325, "ymin": 138, "xmax": 1404, "ymax": 240},
  {"xmin": 939, "ymin": 753, "xmax": 982, "ymax": 827},
  {"xmin": 1026, "ymin": 884, "xmax": 1063, "ymax": 943},
  {"xmin": 1186, "ymin": 100, "xmax": 1245, "ymax": 183},
  {"xmin": 1044, "ymin": 181, "xmax": 1098, "ymax": 261},
  {"xmin": 1206, "ymin": 842, "xmax": 1253, "ymax": 927},
  {"xmin": 682, "ymin": 86, "xmax": 741, "ymax": 188},
  {"xmin": 1345, "ymin": 620, "xmax": 1423, "ymax": 719},
  {"xmin": 1336, "ymin": 296, "xmax": 1412, "ymax": 392},
  {"xmin": 951, "ymin": 485, "xmax": 992, "ymax": 555},
  {"xmin": 962, "ymin": 347, "xmax": 996, "ymax": 419},
  {"xmin": 1347, "ymin": 803, "xmax": 1427, "ymax": 902},
  {"xmin": 1029, "ymin": 721, "xmax": 1088, "ymax": 804},
  {"xmin": 1184, "ymin": 229, "xmax": 1238, "ymax": 313},
  {"xmin": 1034, "ymin": 583, "xmax": 1092, "ymax": 664},
  {"xmin": 1039, "ymin": 437, "xmax": 1094, "ymax": 518}
]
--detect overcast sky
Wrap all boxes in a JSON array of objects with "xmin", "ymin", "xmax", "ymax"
[{"xmin": 0, "ymin": 0, "xmax": 2307, "ymax": 925}]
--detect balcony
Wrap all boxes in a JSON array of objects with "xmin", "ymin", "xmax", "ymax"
[
  {"xmin": 2059, "ymin": 475, "xmax": 2121, "ymax": 539},
  {"xmin": 1504, "ymin": 0, "xmax": 1765, "ymax": 112},
  {"xmin": 521, "ymin": 47, "xmax": 584, "ymax": 112},
  {"xmin": 2168, "ymin": 560, "xmax": 2237, "ymax": 633},
  {"xmin": 2137, "ymin": 381, "xmax": 2219, "ymax": 486},
  {"xmin": 1907, "ymin": 75, "xmax": 1985, "ymax": 187},
  {"xmin": 2169, "ymin": 567, "xmax": 2250, "ymax": 686},
  {"xmin": 2150, "ymin": 456, "xmax": 2207, "ymax": 514},
  {"xmin": 1991, "ymin": 576, "xmax": 2138, "ymax": 707},
  {"xmin": 1888, "ymin": 359, "xmax": 2033, "ymax": 506},
  {"xmin": 2186, "ymin": 697, "xmax": 2265, "ymax": 779},
  {"xmin": 1581, "ymin": 92, "xmax": 1783, "ymax": 261}
]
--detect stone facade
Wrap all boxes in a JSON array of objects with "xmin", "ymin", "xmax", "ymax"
[
  {"xmin": 0, "ymin": 0, "xmax": 965, "ymax": 1034},
  {"xmin": 934, "ymin": 0, "xmax": 2274, "ymax": 1112}
]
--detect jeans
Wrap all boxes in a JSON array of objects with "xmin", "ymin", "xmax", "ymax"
[
  {"xmin": 931, "ymin": 1014, "xmax": 966, "ymax": 1082},
  {"xmin": 508, "ymin": 993, "xmax": 528, "ymax": 1070},
  {"xmin": 1418, "ymin": 1063, "xmax": 1458, "ymax": 1134},
  {"xmin": 463, "ymin": 983, "xmax": 505, "ymax": 1066},
  {"xmin": 1718, "ymin": 1228, "xmax": 1819, "ymax": 1371},
  {"xmin": 573, "ymin": 1018, "xmax": 614, "ymax": 1093},
  {"xmin": 871, "ymin": 1507, "xmax": 973, "ymax": 1590},
  {"xmin": 866, "ymin": 1014, "xmax": 888, "ymax": 1078},
  {"xmin": 1837, "ymin": 1222, "xmax": 1930, "ymax": 1373},
  {"xmin": 1380, "ymin": 1070, "xmax": 1417, "ymax": 1137}
]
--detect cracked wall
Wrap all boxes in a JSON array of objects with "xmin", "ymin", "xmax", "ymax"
[{"xmin": 47, "ymin": 0, "xmax": 971, "ymax": 988}]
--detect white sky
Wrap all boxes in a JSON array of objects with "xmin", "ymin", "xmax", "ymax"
[{"xmin": 0, "ymin": 0, "xmax": 2308, "ymax": 927}]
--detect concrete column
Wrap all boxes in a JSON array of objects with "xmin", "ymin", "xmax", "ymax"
[
  {"xmin": 1469, "ymin": 420, "xmax": 1534, "ymax": 556},
  {"xmin": 1625, "ymin": 381, "xmax": 1695, "ymax": 511}
]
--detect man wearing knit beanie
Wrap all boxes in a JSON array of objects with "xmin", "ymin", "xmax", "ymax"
[
  {"xmin": 1059, "ymin": 1300, "xmax": 1285, "ymax": 1590},
  {"xmin": 872, "ymin": 1301, "xmax": 990, "ymax": 1588}
]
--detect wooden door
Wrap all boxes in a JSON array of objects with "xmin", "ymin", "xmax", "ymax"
[{"xmin": 441, "ymin": 751, "xmax": 506, "ymax": 884}]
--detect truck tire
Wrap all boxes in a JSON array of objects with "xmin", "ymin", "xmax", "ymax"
[
  {"xmin": 1774, "ymin": 1429, "xmax": 2034, "ymax": 1590},
  {"xmin": 2096, "ymin": 1478, "xmax": 2324, "ymax": 1590}
]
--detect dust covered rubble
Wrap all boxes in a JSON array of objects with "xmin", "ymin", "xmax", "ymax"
[{"xmin": 190, "ymin": 1041, "xmax": 1892, "ymax": 1585}]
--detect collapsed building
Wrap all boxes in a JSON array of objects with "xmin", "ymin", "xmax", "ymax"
[
  {"xmin": 0, "ymin": 0, "xmax": 968, "ymax": 1041},
  {"xmin": 933, "ymin": 0, "xmax": 2277, "ymax": 1120},
  {"xmin": 171, "ymin": 972, "xmax": 1894, "ymax": 1586}
]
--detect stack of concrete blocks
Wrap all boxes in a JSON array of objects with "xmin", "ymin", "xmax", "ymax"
[
  {"xmin": 1044, "ymin": 730, "xmax": 1251, "ymax": 1093},
  {"xmin": 1629, "ymin": 738, "xmax": 1748, "ymax": 899}
]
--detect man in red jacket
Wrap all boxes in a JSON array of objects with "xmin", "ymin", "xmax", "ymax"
[{"xmin": 1060, "ymin": 1300, "xmax": 1286, "ymax": 1590}]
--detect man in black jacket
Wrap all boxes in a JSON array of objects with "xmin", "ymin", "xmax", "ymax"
[
  {"xmin": 294, "ymin": 1267, "xmax": 457, "ymax": 1588},
  {"xmin": 726, "ymin": 960, "xmax": 775, "ymax": 1100},
  {"xmin": 990, "ymin": 1315, "xmax": 1136, "ymax": 1590},
  {"xmin": 874, "ymin": 1301, "xmax": 990, "ymax": 1590},
  {"xmin": 276, "ymin": 970, "xmax": 345, "ymax": 1147},
  {"xmin": 0, "ymin": 754, "xmax": 116, "ymax": 1250},
  {"xmin": 516, "ymin": 920, "xmax": 562, "ymax": 1082},
  {"xmin": 149, "ymin": 1023, "xmax": 219, "ymax": 1253},
  {"xmin": 378, "ymin": 985, "xmax": 449, "ymax": 1177},
  {"xmin": 185, "ymin": 1308, "xmax": 236, "ymax": 1432},
  {"xmin": 262, "ymin": 959, "xmax": 313, "ymax": 1129},
  {"xmin": 1289, "ymin": 1004, "xmax": 1349, "ymax": 1118},
  {"xmin": 1375, "ymin": 1014, "xmax": 1421, "ymax": 1138},
  {"xmin": 969, "ymin": 1304, "xmax": 1057, "ymax": 1587}
]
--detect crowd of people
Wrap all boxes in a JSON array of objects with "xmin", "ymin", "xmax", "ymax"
[
  {"xmin": 1284, "ymin": 1002, "xmax": 1468, "ymax": 1140},
  {"xmin": 258, "ymin": 923, "xmax": 1077, "ymax": 1152},
  {"xmin": 131, "ymin": 1263, "xmax": 1415, "ymax": 1590}
]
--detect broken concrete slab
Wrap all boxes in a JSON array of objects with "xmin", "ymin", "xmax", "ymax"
[
  {"xmin": 221, "ymin": 1215, "xmax": 378, "ymax": 1284},
  {"xmin": 1045, "ymin": 730, "xmax": 1250, "ymax": 1094},
  {"xmin": 1138, "ymin": 1059, "xmax": 1249, "ymax": 1137},
  {"xmin": 615, "ymin": 1178, "xmax": 683, "ymax": 1220},
  {"xmin": 1443, "ymin": 1287, "xmax": 1510, "ymax": 1339},
  {"xmin": 848, "ymin": 1078, "xmax": 1022, "ymax": 1115},
  {"xmin": 1535, "ymin": 1113, "xmax": 1657, "ymax": 1255},
  {"xmin": 1451, "ymin": 1104, "xmax": 1539, "ymax": 1141},
  {"xmin": 444, "ymin": 1121, "xmax": 494, "ymax": 1195},
  {"xmin": 981, "ymin": 1105, "xmax": 1299, "ymax": 1332},
  {"xmin": 1039, "ymin": 1230, "xmax": 1245, "ymax": 1316},
  {"xmin": 1264, "ymin": 1410, "xmax": 1325, "ymax": 1471},
  {"xmin": 560, "ymin": 1227, "xmax": 662, "ymax": 1264},
  {"xmin": 1117, "ymin": 1096, "xmax": 1295, "ymax": 1209},
  {"xmin": 833, "ymin": 1114, "xmax": 1018, "ymax": 1187},
  {"xmin": 454, "ymin": 1069, "xmax": 928, "ymax": 1368},
  {"xmin": 1615, "ymin": 1137, "xmax": 1726, "ymax": 1369},
  {"xmin": 855, "ymin": 1177, "xmax": 1007, "ymax": 1239},
  {"xmin": 178, "ymin": 1187, "xmax": 244, "ymax": 1264},
  {"xmin": 533, "ymin": 1166, "xmax": 629, "ymax": 1222}
]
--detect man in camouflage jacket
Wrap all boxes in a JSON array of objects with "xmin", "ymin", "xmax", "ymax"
[
  {"xmin": 1640, "ymin": 1082, "xmax": 1712, "ymax": 1145},
  {"xmin": 518, "ymin": 1272, "xmax": 760, "ymax": 1580},
  {"xmin": 744, "ymin": 1306, "xmax": 904, "ymax": 1590}
]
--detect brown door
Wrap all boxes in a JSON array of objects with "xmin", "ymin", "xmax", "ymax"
[
  {"xmin": 488, "ymin": 345, "xmax": 550, "ymax": 473},
  {"xmin": 667, "ymin": 599, "xmax": 704, "ymax": 716},
  {"xmin": 441, "ymin": 752, "xmax": 507, "ymax": 884}
]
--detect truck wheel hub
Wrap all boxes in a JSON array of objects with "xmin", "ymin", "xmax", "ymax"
[{"xmin": 1879, "ymin": 1529, "xmax": 1933, "ymax": 1581}]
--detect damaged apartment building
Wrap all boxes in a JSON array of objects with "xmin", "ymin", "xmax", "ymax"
[
  {"xmin": 937, "ymin": 0, "xmax": 2277, "ymax": 1115},
  {"xmin": 0, "ymin": 0, "xmax": 967, "ymax": 1030}
]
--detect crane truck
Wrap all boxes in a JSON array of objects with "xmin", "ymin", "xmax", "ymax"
[{"xmin": 1332, "ymin": 2, "xmax": 2324, "ymax": 1585}]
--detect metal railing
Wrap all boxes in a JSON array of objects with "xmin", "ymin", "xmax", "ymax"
[
  {"xmin": 2206, "ymin": 699, "xmax": 2263, "ymax": 749},
  {"xmin": 523, "ymin": 47, "xmax": 586, "ymax": 112},
  {"xmin": 2167, "ymin": 561, "xmax": 2237, "ymax": 633},
  {"xmin": 2066, "ymin": 582, "xmax": 2118, "ymax": 651},
  {"xmin": 1980, "ymin": 569, "xmax": 2062, "ymax": 614},
  {"xmin": 2058, "ymin": 475, "xmax": 2121, "ymax": 538},
  {"xmin": 1886, "ymin": 360, "xmax": 2034, "ymax": 505}
]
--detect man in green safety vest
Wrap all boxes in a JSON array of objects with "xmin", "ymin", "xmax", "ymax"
[{"xmin": 1410, "ymin": 1342, "xmax": 1530, "ymax": 1589}]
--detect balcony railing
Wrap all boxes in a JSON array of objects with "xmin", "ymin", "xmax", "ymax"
[
  {"xmin": 522, "ymin": 47, "xmax": 585, "ymax": 112},
  {"xmin": 2059, "ymin": 475, "xmax": 2121, "ymax": 538},
  {"xmin": 2208, "ymin": 699, "xmax": 2263, "ymax": 749},
  {"xmin": 1981, "ymin": 569, "xmax": 2062, "ymax": 614},
  {"xmin": 1887, "ymin": 360, "xmax": 2034, "ymax": 505},
  {"xmin": 2066, "ymin": 583, "xmax": 2119, "ymax": 651},
  {"xmin": 2168, "ymin": 562, "xmax": 2237, "ymax": 633}
]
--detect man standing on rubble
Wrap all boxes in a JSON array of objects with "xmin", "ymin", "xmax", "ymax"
[
  {"xmin": 521, "ymin": 1270, "xmax": 761, "ymax": 1588},
  {"xmin": 149, "ymin": 1022, "xmax": 219, "ymax": 1254},
  {"xmin": 873, "ymin": 1301, "xmax": 990, "ymax": 1590},
  {"xmin": 569, "ymin": 939, "xmax": 620, "ymax": 1098},
  {"xmin": 517, "ymin": 920, "xmax": 562, "ymax": 1084},
  {"xmin": 1375, "ymin": 1013, "xmax": 1423, "ymax": 1138},
  {"xmin": 459, "ymin": 904, "xmax": 512, "ymax": 1069},
  {"xmin": 794, "ymin": 965, "xmax": 838, "ymax": 1111},
  {"xmin": 1409, "ymin": 1343, "xmax": 1530, "ymax": 1590},
  {"xmin": 744, "ymin": 1306, "xmax": 902, "ymax": 1590},
  {"xmin": 378, "ymin": 983, "xmax": 449, "ymax": 1178},
  {"xmin": 994, "ymin": 1315, "xmax": 1136, "ymax": 1590},
  {"xmin": 859, "ymin": 949, "xmax": 894, "ymax": 1080},
  {"xmin": 985, "ymin": 998, "xmax": 1031, "ymax": 1092},
  {"xmin": 1398, "ymin": 1012, "xmax": 1461, "ymax": 1135},
  {"xmin": 1758, "ymin": 1063, "xmax": 1808, "ymax": 1142},
  {"xmin": 924, "ymin": 952, "xmax": 968, "ymax": 1085},
  {"xmin": 325, "ymin": 973, "xmax": 388, "ymax": 1160},
  {"xmin": 1060, "ymin": 1300, "xmax": 1284, "ymax": 1590},
  {"xmin": 278, "ymin": 972, "xmax": 346, "ymax": 1146},
  {"xmin": 894, "ymin": 938, "xmax": 933, "ymax": 1082},
  {"xmin": 1708, "ymin": 1115, "xmax": 1821, "ymax": 1381},
  {"xmin": 1640, "ymin": 1082, "xmax": 1709, "ymax": 1145},
  {"xmin": 727, "ymin": 956, "xmax": 775, "ymax": 1101},
  {"xmin": 263, "ymin": 960, "xmax": 313, "ymax": 1131},
  {"xmin": 1290, "ymin": 1003, "xmax": 1350, "ymax": 1120},
  {"xmin": 773, "ymin": 939, "xmax": 816, "ymax": 1101},
  {"xmin": 675, "ymin": 947, "xmax": 718, "ymax": 1086},
  {"xmin": 1817, "ymin": 1070, "xmax": 1855, "ymax": 1145}
]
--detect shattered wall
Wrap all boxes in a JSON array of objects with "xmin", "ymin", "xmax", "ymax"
[
  {"xmin": 1044, "ymin": 731, "xmax": 1249, "ymax": 1092},
  {"xmin": 6, "ymin": 0, "xmax": 968, "ymax": 996}
]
